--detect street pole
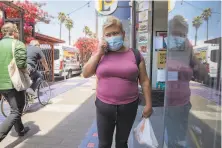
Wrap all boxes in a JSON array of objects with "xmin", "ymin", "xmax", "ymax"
[
  {"xmin": 131, "ymin": 0, "xmax": 136, "ymax": 49},
  {"xmin": 95, "ymin": 10, "xmax": 98, "ymax": 38}
]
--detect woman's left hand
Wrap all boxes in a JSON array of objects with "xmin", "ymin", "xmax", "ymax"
[{"xmin": 142, "ymin": 105, "xmax": 153, "ymax": 118}]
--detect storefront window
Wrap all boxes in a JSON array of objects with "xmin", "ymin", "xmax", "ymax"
[
  {"xmin": 135, "ymin": 1, "xmax": 152, "ymax": 78},
  {"xmin": 164, "ymin": 1, "xmax": 221, "ymax": 148}
]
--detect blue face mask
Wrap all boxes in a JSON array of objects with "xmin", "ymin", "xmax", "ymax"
[
  {"xmin": 165, "ymin": 36, "xmax": 185, "ymax": 49},
  {"xmin": 105, "ymin": 35, "xmax": 124, "ymax": 51}
]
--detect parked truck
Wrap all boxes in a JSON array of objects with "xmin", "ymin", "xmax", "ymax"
[
  {"xmin": 54, "ymin": 44, "xmax": 81, "ymax": 79},
  {"xmin": 193, "ymin": 44, "xmax": 219, "ymax": 85}
]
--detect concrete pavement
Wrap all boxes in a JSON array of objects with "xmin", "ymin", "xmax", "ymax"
[
  {"xmin": 0, "ymin": 77, "xmax": 221, "ymax": 148},
  {"xmin": 0, "ymin": 76, "xmax": 97, "ymax": 148}
]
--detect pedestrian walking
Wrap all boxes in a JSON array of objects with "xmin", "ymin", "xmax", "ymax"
[
  {"xmin": 82, "ymin": 16, "xmax": 152, "ymax": 148},
  {"xmin": 0, "ymin": 22, "xmax": 29, "ymax": 142}
]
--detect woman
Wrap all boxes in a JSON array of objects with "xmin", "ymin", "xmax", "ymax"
[{"xmin": 82, "ymin": 16, "xmax": 152, "ymax": 148}]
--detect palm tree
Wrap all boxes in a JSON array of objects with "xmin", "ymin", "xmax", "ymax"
[
  {"xmin": 65, "ymin": 17, "xmax": 74, "ymax": 45},
  {"xmin": 58, "ymin": 12, "xmax": 66, "ymax": 39},
  {"xmin": 83, "ymin": 26, "xmax": 90, "ymax": 36},
  {"xmin": 192, "ymin": 16, "xmax": 203, "ymax": 46},
  {"xmin": 201, "ymin": 8, "xmax": 212, "ymax": 40}
]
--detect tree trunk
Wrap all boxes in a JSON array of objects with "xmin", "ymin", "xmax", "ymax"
[
  {"xmin": 207, "ymin": 19, "xmax": 209, "ymax": 40},
  {"xmin": 195, "ymin": 28, "xmax": 198, "ymax": 46},
  {"xmin": 60, "ymin": 22, "xmax": 62, "ymax": 39},
  {"xmin": 69, "ymin": 29, "xmax": 71, "ymax": 45}
]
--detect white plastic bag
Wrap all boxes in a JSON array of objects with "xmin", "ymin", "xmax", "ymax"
[{"xmin": 134, "ymin": 118, "xmax": 159, "ymax": 148}]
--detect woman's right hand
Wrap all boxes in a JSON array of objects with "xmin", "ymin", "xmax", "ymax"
[{"xmin": 98, "ymin": 38, "xmax": 108, "ymax": 55}]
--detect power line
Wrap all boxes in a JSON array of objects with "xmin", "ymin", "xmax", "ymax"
[{"xmin": 67, "ymin": 1, "xmax": 91, "ymax": 16}]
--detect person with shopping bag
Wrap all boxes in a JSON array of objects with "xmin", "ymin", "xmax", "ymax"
[
  {"xmin": 0, "ymin": 22, "xmax": 30, "ymax": 142},
  {"xmin": 82, "ymin": 16, "xmax": 152, "ymax": 148}
]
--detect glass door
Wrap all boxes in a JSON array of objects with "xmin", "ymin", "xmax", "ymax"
[{"xmin": 163, "ymin": 1, "xmax": 221, "ymax": 147}]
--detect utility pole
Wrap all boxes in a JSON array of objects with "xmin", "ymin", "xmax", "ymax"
[{"xmin": 95, "ymin": 10, "xmax": 98, "ymax": 38}]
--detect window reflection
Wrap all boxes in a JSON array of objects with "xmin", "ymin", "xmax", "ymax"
[{"xmin": 164, "ymin": 1, "xmax": 221, "ymax": 148}]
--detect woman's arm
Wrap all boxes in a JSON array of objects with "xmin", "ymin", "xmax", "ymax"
[
  {"xmin": 82, "ymin": 53, "xmax": 103, "ymax": 78},
  {"xmin": 82, "ymin": 38, "xmax": 107, "ymax": 78},
  {"xmin": 138, "ymin": 59, "xmax": 152, "ymax": 118}
]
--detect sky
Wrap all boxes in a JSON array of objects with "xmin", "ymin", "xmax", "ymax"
[
  {"xmin": 169, "ymin": 0, "xmax": 221, "ymax": 46},
  {"xmin": 35, "ymin": 1, "xmax": 96, "ymax": 45},
  {"xmin": 34, "ymin": 0, "xmax": 221, "ymax": 46}
]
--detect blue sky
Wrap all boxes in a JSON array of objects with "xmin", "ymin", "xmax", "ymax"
[
  {"xmin": 169, "ymin": 0, "xmax": 221, "ymax": 45},
  {"xmin": 35, "ymin": 1, "xmax": 96, "ymax": 45},
  {"xmin": 35, "ymin": 0, "xmax": 221, "ymax": 46}
]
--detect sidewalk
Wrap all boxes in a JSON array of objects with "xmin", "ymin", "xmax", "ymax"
[
  {"xmin": 0, "ymin": 77, "xmax": 96, "ymax": 148},
  {"xmin": 0, "ymin": 77, "xmax": 91, "ymax": 124},
  {"xmin": 190, "ymin": 81, "xmax": 221, "ymax": 105},
  {"xmin": 0, "ymin": 77, "xmax": 220, "ymax": 148}
]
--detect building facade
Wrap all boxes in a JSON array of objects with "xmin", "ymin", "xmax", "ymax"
[{"xmin": 95, "ymin": 0, "xmax": 221, "ymax": 147}]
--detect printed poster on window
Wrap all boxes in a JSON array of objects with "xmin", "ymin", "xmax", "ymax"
[
  {"xmin": 138, "ymin": 10, "xmax": 148, "ymax": 22},
  {"xmin": 138, "ymin": 44, "xmax": 147, "ymax": 53},
  {"xmin": 157, "ymin": 50, "xmax": 167, "ymax": 68},
  {"xmin": 138, "ymin": 22, "xmax": 148, "ymax": 32},
  {"xmin": 137, "ymin": 0, "xmax": 150, "ymax": 11},
  {"xmin": 138, "ymin": 33, "xmax": 148, "ymax": 44}
]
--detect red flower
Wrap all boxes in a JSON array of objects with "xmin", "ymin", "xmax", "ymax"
[{"xmin": 0, "ymin": 1, "xmax": 50, "ymax": 43}]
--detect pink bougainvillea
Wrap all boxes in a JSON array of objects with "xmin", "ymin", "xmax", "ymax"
[
  {"xmin": 0, "ymin": 0, "xmax": 51, "ymax": 43},
  {"xmin": 75, "ymin": 37, "xmax": 99, "ymax": 64}
]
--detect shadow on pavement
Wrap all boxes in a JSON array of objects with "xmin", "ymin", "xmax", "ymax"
[
  {"xmin": 4, "ymin": 121, "xmax": 40, "ymax": 148},
  {"xmin": 17, "ymin": 93, "xmax": 96, "ymax": 148}
]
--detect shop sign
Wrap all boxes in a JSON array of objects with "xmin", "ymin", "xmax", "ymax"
[
  {"xmin": 168, "ymin": 0, "xmax": 176, "ymax": 12},
  {"xmin": 95, "ymin": 0, "xmax": 118, "ymax": 15},
  {"xmin": 157, "ymin": 50, "xmax": 167, "ymax": 68}
]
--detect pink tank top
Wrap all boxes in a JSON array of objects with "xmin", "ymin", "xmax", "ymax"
[{"xmin": 96, "ymin": 49, "xmax": 142, "ymax": 105}]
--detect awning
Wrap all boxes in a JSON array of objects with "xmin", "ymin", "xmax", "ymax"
[
  {"xmin": 204, "ymin": 37, "xmax": 221, "ymax": 44},
  {"xmin": 35, "ymin": 32, "xmax": 65, "ymax": 44}
]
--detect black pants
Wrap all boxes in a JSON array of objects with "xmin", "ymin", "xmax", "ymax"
[
  {"xmin": 0, "ymin": 89, "xmax": 25, "ymax": 141},
  {"xmin": 28, "ymin": 64, "xmax": 42, "ymax": 91},
  {"xmin": 165, "ymin": 102, "xmax": 191, "ymax": 148},
  {"xmin": 96, "ymin": 98, "xmax": 139, "ymax": 148}
]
